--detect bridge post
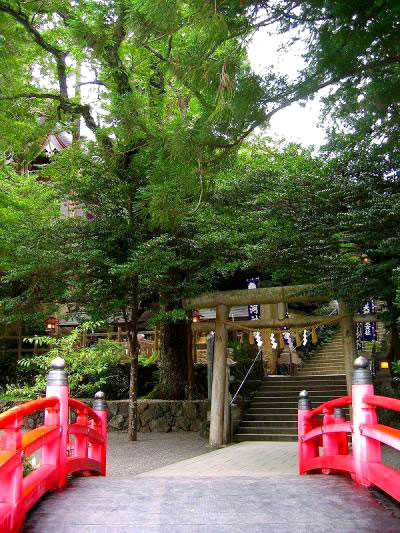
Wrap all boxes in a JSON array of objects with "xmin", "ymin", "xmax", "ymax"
[
  {"xmin": 321, "ymin": 409, "xmax": 338, "ymax": 474},
  {"xmin": 210, "ymin": 304, "xmax": 229, "ymax": 446},
  {"xmin": 42, "ymin": 391, "xmax": 62, "ymax": 490},
  {"xmin": 352, "ymin": 356, "xmax": 381, "ymax": 486},
  {"xmin": 298, "ymin": 390, "xmax": 318, "ymax": 474},
  {"xmin": 339, "ymin": 301, "xmax": 357, "ymax": 395},
  {"xmin": 0, "ymin": 413, "xmax": 23, "ymax": 531},
  {"xmin": 333, "ymin": 407, "xmax": 349, "ymax": 455},
  {"xmin": 45, "ymin": 357, "xmax": 69, "ymax": 488},
  {"xmin": 92, "ymin": 391, "xmax": 108, "ymax": 476}
]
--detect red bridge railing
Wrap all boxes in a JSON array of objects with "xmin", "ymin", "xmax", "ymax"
[
  {"xmin": 298, "ymin": 355, "xmax": 400, "ymax": 502},
  {"xmin": 0, "ymin": 357, "xmax": 107, "ymax": 532}
]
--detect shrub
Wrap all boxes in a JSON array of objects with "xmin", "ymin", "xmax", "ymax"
[{"xmin": 3, "ymin": 325, "xmax": 128, "ymax": 400}]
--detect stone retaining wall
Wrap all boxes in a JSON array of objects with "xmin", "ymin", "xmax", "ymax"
[{"xmin": 0, "ymin": 399, "xmax": 208, "ymax": 433}]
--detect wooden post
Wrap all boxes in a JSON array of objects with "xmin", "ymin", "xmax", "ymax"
[
  {"xmin": 223, "ymin": 364, "xmax": 231, "ymax": 444},
  {"xmin": 187, "ymin": 322, "xmax": 194, "ymax": 400},
  {"xmin": 339, "ymin": 301, "xmax": 357, "ymax": 395},
  {"xmin": 277, "ymin": 302, "xmax": 286, "ymax": 320},
  {"xmin": 261, "ymin": 304, "xmax": 279, "ymax": 374},
  {"xmin": 209, "ymin": 304, "xmax": 229, "ymax": 447},
  {"xmin": 207, "ymin": 332, "xmax": 215, "ymax": 402},
  {"xmin": 155, "ymin": 325, "xmax": 160, "ymax": 354},
  {"xmin": 17, "ymin": 322, "xmax": 22, "ymax": 361}
]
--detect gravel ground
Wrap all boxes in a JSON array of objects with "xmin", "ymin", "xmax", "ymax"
[
  {"xmin": 106, "ymin": 432, "xmax": 210, "ymax": 477},
  {"xmin": 105, "ymin": 433, "xmax": 400, "ymax": 478},
  {"xmin": 381, "ymin": 444, "xmax": 400, "ymax": 471}
]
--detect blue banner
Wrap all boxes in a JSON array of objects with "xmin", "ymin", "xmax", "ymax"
[
  {"xmin": 281, "ymin": 307, "xmax": 290, "ymax": 345},
  {"xmin": 356, "ymin": 299, "xmax": 377, "ymax": 351},
  {"xmin": 247, "ymin": 278, "xmax": 260, "ymax": 320}
]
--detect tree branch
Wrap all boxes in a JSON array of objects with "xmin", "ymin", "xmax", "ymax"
[
  {"xmin": 0, "ymin": 1, "xmax": 68, "ymax": 98},
  {"xmin": 77, "ymin": 81, "xmax": 108, "ymax": 88},
  {"xmin": 0, "ymin": 92, "xmax": 61, "ymax": 101},
  {"xmin": 142, "ymin": 44, "xmax": 211, "ymax": 109}
]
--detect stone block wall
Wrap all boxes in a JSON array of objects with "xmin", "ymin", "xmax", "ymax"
[
  {"xmin": 0, "ymin": 399, "xmax": 208, "ymax": 433},
  {"xmin": 108, "ymin": 400, "xmax": 208, "ymax": 432}
]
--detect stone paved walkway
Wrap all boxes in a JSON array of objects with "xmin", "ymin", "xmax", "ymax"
[
  {"xmin": 106, "ymin": 432, "xmax": 210, "ymax": 477},
  {"xmin": 136, "ymin": 441, "xmax": 298, "ymax": 477},
  {"xmin": 24, "ymin": 440, "xmax": 400, "ymax": 532}
]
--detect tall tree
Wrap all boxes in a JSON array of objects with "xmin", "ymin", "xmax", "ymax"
[{"xmin": 0, "ymin": 1, "xmax": 277, "ymax": 436}]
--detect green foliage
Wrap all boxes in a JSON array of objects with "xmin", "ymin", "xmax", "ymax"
[
  {"xmin": 0, "ymin": 166, "xmax": 60, "ymax": 325},
  {"xmin": 23, "ymin": 457, "xmax": 36, "ymax": 478},
  {"xmin": 229, "ymin": 341, "xmax": 254, "ymax": 363},
  {"xmin": 297, "ymin": 326, "xmax": 338, "ymax": 363},
  {"xmin": 138, "ymin": 352, "xmax": 158, "ymax": 367},
  {"xmin": 392, "ymin": 360, "xmax": 400, "ymax": 384},
  {"xmin": 4, "ymin": 326, "xmax": 127, "ymax": 400}
]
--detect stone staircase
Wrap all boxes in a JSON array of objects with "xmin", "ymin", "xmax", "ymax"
[
  {"xmin": 234, "ymin": 331, "xmax": 347, "ymax": 442},
  {"xmin": 297, "ymin": 330, "xmax": 345, "ymax": 376}
]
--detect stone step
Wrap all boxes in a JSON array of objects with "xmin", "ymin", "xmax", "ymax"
[
  {"xmin": 234, "ymin": 434, "xmax": 297, "ymax": 442},
  {"xmin": 255, "ymin": 390, "xmax": 347, "ymax": 396},
  {"xmin": 318, "ymin": 351, "xmax": 343, "ymax": 354},
  {"xmin": 236, "ymin": 427, "xmax": 297, "ymax": 435},
  {"xmin": 258, "ymin": 384, "xmax": 347, "ymax": 391},
  {"xmin": 263, "ymin": 374, "xmax": 346, "ymax": 381},
  {"xmin": 297, "ymin": 368, "xmax": 345, "ymax": 373},
  {"xmin": 317, "ymin": 348, "xmax": 343, "ymax": 352},
  {"xmin": 252, "ymin": 398, "xmax": 346, "ymax": 406},
  {"xmin": 297, "ymin": 371, "xmax": 346, "ymax": 376},
  {"xmin": 307, "ymin": 355, "xmax": 343, "ymax": 359},
  {"xmin": 301, "ymin": 368, "xmax": 345, "ymax": 372},
  {"xmin": 247, "ymin": 407, "xmax": 298, "ymax": 414},
  {"xmin": 243, "ymin": 413, "xmax": 298, "ymax": 421},
  {"xmin": 304, "ymin": 357, "xmax": 344, "ymax": 362},
  {"xmin": 312, "ymin": 358, "xmax": 343, "ymax": 362},
  {"xmin": 239, "ymin": 420, "xmax": 298, "ymax": 428}
]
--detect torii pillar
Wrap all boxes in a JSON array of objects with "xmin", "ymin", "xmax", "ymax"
[
  {"xmin": 261, "ymin": 304, "xmax": 278, "ymax": 374},
  {"xmin": 209, "ymin": 304, "xmax": 229, "ymax": 446},
  {"xmin": 339, "ymin": 301, "xmax": 358, "ymax": 394}
]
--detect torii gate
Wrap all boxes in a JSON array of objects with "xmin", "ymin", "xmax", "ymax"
[{"xmin": 183, "ymin": 284, "xmax": 375, "ymax": 446}]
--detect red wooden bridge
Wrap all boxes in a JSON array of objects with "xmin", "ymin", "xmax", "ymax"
[
  {"xmin": 0, "ymin": 358, "xmax": 107, "ymax": 532},
  {"xmin": 0, "ymin": 356, "xmax": 399, "ymax": 532}
]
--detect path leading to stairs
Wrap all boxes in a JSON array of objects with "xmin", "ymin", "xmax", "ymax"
[
  {"xmin": 136, "ymin": 441, "xmax": 298, "ymax": 477},
  {"xmin": 24, "ymin": 439, "xmax": 400, "ymax": 532}
]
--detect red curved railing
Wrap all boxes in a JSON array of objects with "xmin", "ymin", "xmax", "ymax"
[
  {"xmin": 67, "ymin": 398, "xmax": 106, "ymax": 477},
  {"xmin": 298, "ymin": 359, "xmax": 400, "ymax": 502},
  {"xmin": 0, "ymin": 362, "xmax": 107, "ymax": 532}
]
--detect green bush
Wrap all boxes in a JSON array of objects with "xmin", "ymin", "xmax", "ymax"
[
  {"xmin": 229, "ymin": 341, "xmax": 255, "ymax": 363},
  {"xmin": 297, "ymin": 325, "xmax": 338, "ymax": 362},
  {"xmin": 392, "ymin": 360, "xmax": 400, "ymax": 383},
  {"xmin": 3, "ymin": 325, "xmax": 128, "ymax": 400}
]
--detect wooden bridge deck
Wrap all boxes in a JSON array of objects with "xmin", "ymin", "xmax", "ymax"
[{"xmin": 23, "ymin": 442, "xmax": 400, "ymax": 532}]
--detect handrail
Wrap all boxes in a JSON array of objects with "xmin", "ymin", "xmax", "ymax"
[
  {"xmin": 304, "ymin": 396, "xmax": 352, "ymax": 419},
  {"xmin": 0, "ymin": 358, "xmax": 108, "ymax": 532},
  {"xmin": 302, "ymin": 422, "xmax": 352, "ymax": 442},
  {"xmin": 230, "ymin": 346, "xmax": 262, "ymax": 406},
  {"xmin": 68, "ymin": 398, "xmax": 102, "ymax": 424},
  {"xmin": 363, "ymin": 394, "xmax": 400, "ymax": 413},
  {"xmin": 0, "ymin": 397, "xmax": 59, "ymax": 428},
  {"xmin": 360, "ymin": 424, "xmax": 400, "ymax": 453},
  {"xmin": 298, "ymin": 355, "xmax": 400, "ymax": 503},
  {"xmin": 0, "ymin": 426, "xmax": 60, "ymax": 471}
]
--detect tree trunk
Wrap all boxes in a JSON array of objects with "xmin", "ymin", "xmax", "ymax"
[
  {"xmin": 387, "ymin": 301, "xmax": 400, "ymax": 362},
  {"xmin": 127, "ymin": 339, "xmax": 139, "ymax": 440},
  {"xmin": 123, "ymin": 288, "xmax": 139, "ymax": 441},
  {"xmin": 158, "ymin": 318, "xmax": 188, "ymax": 400},
  {"xmin": 186, "ymin": 321, "xmax": 194, "ymax": 400}
]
